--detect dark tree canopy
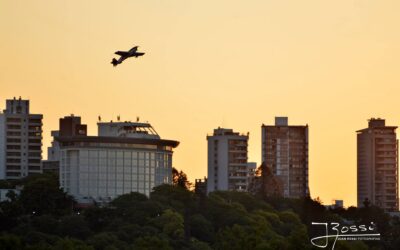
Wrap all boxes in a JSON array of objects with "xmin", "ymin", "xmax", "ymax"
[
  {"xmin": 172, "ymin": 167, "xmax": 192, "ymax": 190},
  {"xmin": 0, "ymin": 173, "xmax": 398, "ymax": 249}
]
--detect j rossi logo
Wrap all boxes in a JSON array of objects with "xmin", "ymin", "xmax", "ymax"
[{"xmin": 310, "ymin": 222, "xmax": 380, "ymax": 249}]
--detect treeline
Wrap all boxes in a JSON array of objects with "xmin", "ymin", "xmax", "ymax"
[{"xmin": 0, "ymin": 173, "xmax": 400, "ymax": 249}]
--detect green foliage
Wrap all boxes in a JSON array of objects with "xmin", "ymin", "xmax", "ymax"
[
  {"xmin": 153, "ymin": 209, "xmax": 184, "ymax": 239},
  {"xmin": 86, "ymin": 232, "xmax": 128, "ymax": 250},
  {"xmin": 132, "ymin": 236, "xmax": 173, "ymax": 250},
  {"xmin": 58, "ymin": 215, "xmax": 92, "ymax": 239},
  {"xmin": 172, "ymin": 167, "xmax": 192, "ymax": 190},
  {"xmin": 52, "ymin": 238, "xmax": 94, "ymax": 250},
  {"xmin": 0, "ymin": 234, "xmax": 23, "ymax": 250},
  {"xmin": 189, "ymin": 214, "xmax": 215, "ymax": 243},
  {"xmin": 1, "ymin": 173, "xmax": 400, "ymax": 249},
  {"xmin": 31, "ymin": 215, "xmax": 59, "ymax": 234},
  {"xmin": 19, "ymin": 173, "xmax": 74, "ymax": 216}
]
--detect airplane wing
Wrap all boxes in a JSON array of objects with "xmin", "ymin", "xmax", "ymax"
[
  {"xmin": 130, "ymin": 46, "xmax": 138, "ymax": 53},
  {"xmin": 115, "ymin": 51, "xmax": 130, "ymax": 56},
  {"xmin": 135, "ymin": 52, "xmax": 145, "ymax": 57}
]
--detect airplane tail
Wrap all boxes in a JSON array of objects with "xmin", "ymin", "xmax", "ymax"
[{"xmin": 111, "ymin": 58, "xmax": 119, "ymax": 66}]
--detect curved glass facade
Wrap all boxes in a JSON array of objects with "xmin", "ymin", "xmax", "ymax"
[{"xmin": 60, "ymin": 146, "xmax": 173, "ymax": 203}]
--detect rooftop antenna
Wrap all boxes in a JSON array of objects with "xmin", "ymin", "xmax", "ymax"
[
  {"xmin": 117, "ymin": 115, "xmax": 120, "ymax": 121},
  {"xmin": 136, "ymin": 116, "xmax": 140, "ymax": 122},
  {"xmin": 98, "ymin": 115, "xmax": 101, "ymax": 122}
]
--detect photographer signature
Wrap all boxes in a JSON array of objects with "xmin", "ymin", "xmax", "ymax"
[{"xmin": 310, "ymin": 222, "xmax": 380, "ymax": 249}]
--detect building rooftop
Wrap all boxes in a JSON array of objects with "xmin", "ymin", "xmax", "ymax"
[
  {"xmin": 98, "ymin": 121, "xmax": 160, "ymax": 139},
  {"xmin": 262, "ymin": 117, "xmax": 308, "ymax": 128},
  {"xmin": 209, "ymin": 127, "xmax": 249, "ymax": 137},
  {"xmin": 55, "ymin": 135, "xmax": 179, "ymax": 148},
  {"xmin": 356, "ymin": 118, "xmax": 397, "ymax": 133}
]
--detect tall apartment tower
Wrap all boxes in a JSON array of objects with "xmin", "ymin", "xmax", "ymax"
[
  {"xmin": 207, "ymin": 128, "xmax": 255, "ymax": 193},
  {"xmin": 357, "ymin": 118, "xmax": 399, "ymax": 212},
  {"xmin": 0, "ymin": 97, "xmax": 43, "ymax": 179},
  {"xmin": 261, "ymin": 117, "xmax": 309, "ymax": 198}
]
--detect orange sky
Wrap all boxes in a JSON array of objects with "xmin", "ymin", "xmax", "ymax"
[{"xmin": 1, "ymin": 0, "xmax": 400, "ymax": 207}]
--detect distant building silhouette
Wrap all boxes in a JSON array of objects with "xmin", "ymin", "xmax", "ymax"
[
  {"xmin": 261, "ymin": 117, "xmax": 309, "ymax": 198},
  {"xmin": 357, "ymin": 118, "xmax": 399, "ymax": 212},
  {"xmin": 0, "ymin": 97, "xmax": 43, "ymax": 179},
  {"xmin": 55, "ymin": 119, "xmax": 179, "ymax": 205},
  {"xmin": 43, "ymin": 115, "xmax": 87, "ymax": 175},
  {"xmin": 207, "ymin": 127, "xmax": 256, "ymax": 193},
  {"xmin": 195, "ymin": 177, "xmax": 207, "ymax": 197}
]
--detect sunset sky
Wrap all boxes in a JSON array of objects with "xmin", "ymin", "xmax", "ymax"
[{"xmin": 1, "ymin": 0, "xmax": 400, "ymax": 207}]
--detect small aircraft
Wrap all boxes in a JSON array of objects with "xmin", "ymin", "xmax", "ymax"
[{"xmin": 111, "ymin": 46, "xmax": 145, "ymax": 66}]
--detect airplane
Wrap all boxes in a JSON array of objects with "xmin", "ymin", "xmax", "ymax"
[{"xmin": 111, "ymin": 46, "xmax": 145, "ymax": 66}]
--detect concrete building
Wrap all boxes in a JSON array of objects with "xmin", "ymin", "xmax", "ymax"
[
  {"xmin": 43, "ymin": 115, "xmax": 87, "ymax": 175},
  {"xmin": 261, "ymin": 117, "xmax": 309, "ymax": 198},
  {"xmin": 56, "ymin": 118, "xmax": 179, "ymax": 204},
  {"xmin": 0, "ymin": 97, "xmax": 43, "ymax": 179},
  {"xmin": 42, "ymin": 130, "xmax": 61, "ymax": 175},
  {"xmin": 357, "ymin": 118, "xmax": 399, "ymax": 212},
  {"xmin": 194, "ymin": 177, "xmax": 207, "ymax": 196},
  {"xmin": 207, "ymin": 128, "xmax": 255, "ymax": 193},
  {"xmin": 325, "ymin": 200, "xmax": 344, "ymax": 209}
]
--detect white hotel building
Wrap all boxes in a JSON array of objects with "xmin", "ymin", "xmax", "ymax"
[{"xmin": 55, "ymin": 119, "xmax": 179, "ymax": 204}]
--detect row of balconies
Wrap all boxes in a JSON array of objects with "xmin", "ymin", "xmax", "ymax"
[
  {"xmin": 375, "ymin": 146, "xmax": 397, "ymax": 151},
  {"xmin": 6, "ymin": 133, "xmax": 42, "ymax": 138},
  {"xmin": 6, "ymin": 140, "xmax": 42, "ymax": 145},
  {"xmin": 6, "ymin": 160, "xmax": 41, "ymax": 165},
  {"xmin": 6, "ymin": 127, "xmax": 42, "ymax": 132}
]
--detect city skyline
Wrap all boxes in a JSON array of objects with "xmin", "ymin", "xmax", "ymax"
[{"xmin": 2, "ymin": 1, "xmax": 400, "ymax": 207}]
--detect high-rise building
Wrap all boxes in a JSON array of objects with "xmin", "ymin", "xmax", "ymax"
[
  {"xmin": 43, "ymin": 115, "xmax": 87, "ymax": 175},
  {"xmin": 194, "ymin": 177, "xmax": 207, "ymax": 196},
  {"xmin": 0, "ymin": 97, "xmax": 43, "ymax": 179},
  {"xmin": 357, "ymin": 118, "xmax": 399, "ymax": 212},
  {"xmin": 56, "ymin": 118, "xmax": 179, "ymax": 204},
  {"xmin": 207, "ymin": 128, "xmax": 255, "ymax": 193},
  {"xmin": 261, "ymin": 117, "xmax": 309, "ymax": 198}
]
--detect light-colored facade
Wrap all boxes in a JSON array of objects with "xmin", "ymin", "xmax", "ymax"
[
  {"xmin": 207, "ymin": 128, "xmax": 255, "ymax": 193},
  {"xmin": 357, "ymin": 118, "xmax": 399, "ymax": 212},
  {"xmin": 57, "ymin": 121, "xmax": 178, "ymax": 204},
  {"xmin": 47, "ymin": 131, "xmax": 60, "ymax": 161},
  {"xmin": 42, "ymin": 131, "xmax": 61, "ymax": 175},
  {"xmin": 261, "ymin": 117, "xmax": 309, "ymax": 198},
  {"xmin": 0, "ymin": 98, "xmax": 43, "ymax": 180}
]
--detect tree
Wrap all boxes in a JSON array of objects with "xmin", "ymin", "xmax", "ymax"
[
  {"xmin": 52, "ymin": 238, "xmax": 93, "ymax": 250},
  {"xmin": 0, "ymin": 234, "xmax": 23, "ymax": 250},
  {"xmin": 248, "ymin": 162, "xmax": 284, "ymax": 198},
  {"xmin": 152, "ymin": 209, "xmax": 184, "ymax": 239},
  {"xmin": 86, "ymin": 232, "xmax": 127, "ymax": 250},
  {"xmin": 260, "ymin": 162, "xmax": 284, "ymax": 197},
  {"xmin": 189, "ymin": 214, "xmax": 214, "ymax": 243},
  {"xmin": 132, "ymin": 236, "xmax": 172, "ymax": 250},
  {"xmin": 110, "ymin": 192, "xmax": 163, "ymax": 225},
  {"xmin": 19, "ymin": 173, "xmax": 74, "ymax": 216},
  {"xmin": 59, "ymin": 215, "xmax": 92, "ymax": 240},
  {"xmin": 172, "ymin": 167, "xmax": 192, "ymax": 190}
]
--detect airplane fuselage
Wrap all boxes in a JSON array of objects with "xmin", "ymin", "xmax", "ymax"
[{"xmin": 111, "ymin": 46, "xmax": 145, "ymax": 66}]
